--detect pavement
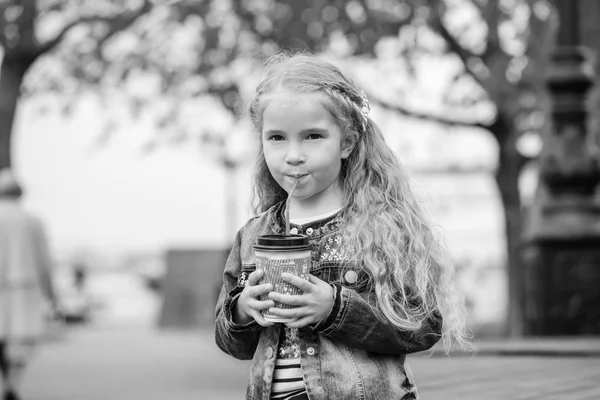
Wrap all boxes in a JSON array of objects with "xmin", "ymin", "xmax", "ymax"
[
  {"xmin": 5, "ymin": 272, "xmax": 600, "ymax": 400},
  {"xmin": 18, "ymin": 325, "xmax": 251, "ymax": 400},
  {"xmin": 9, "ymin": 320, "xmax": 600, "ymax": 400}
]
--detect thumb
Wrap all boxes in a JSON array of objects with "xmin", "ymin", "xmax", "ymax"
[{"xmin": 307, "ymin": 274, "xmax": 326, "ymax": 286}]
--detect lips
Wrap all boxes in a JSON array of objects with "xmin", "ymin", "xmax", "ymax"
[{"xmin": 287, "ymin": 174, "xmax": 308, "ymax": 180}]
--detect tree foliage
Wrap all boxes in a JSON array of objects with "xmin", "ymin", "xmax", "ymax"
[
  {"xmin": 2, "ymin": 0, "xmax": 555, "ymax": 157},
  {"xmin": 1, "ymin": 0, "xmax": 558, "ymax": 334}
]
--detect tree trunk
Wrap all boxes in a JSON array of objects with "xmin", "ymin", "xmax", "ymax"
[
  {"xmin": 491, "ymin": 115, "xmax": 525, "ymax": 337},
  {"xmin": 0, "ymin": 55, "xmax": 28, "ymax": 170}
]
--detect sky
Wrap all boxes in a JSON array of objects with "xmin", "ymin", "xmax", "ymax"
[{"xmin": 14, "ymin": 95, "xmax": 254, "ymax": 257}]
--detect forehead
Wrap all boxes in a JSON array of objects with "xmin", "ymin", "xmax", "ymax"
[{"xmin": 262, "ymin": 90, "xmax": 335, "ymax": 130}]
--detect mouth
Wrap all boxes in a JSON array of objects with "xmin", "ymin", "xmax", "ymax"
[{"xmin": 287, "ymin": 174, "xmax": 308, "ymax": 180}]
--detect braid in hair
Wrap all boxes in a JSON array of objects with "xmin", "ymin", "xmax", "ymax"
[{"xmin": 321, "ymin": 85, "xmax": 369, "ymax": 133}]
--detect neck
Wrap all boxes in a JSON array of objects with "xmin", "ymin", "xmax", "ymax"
[{"xmin": 289, "ymin": 196, "xmax": 343, "ymax": 220}]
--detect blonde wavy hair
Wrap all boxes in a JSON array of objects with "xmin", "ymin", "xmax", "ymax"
[{"xmin": 248, "ymin": 53, "xmax": 472, "ymax": 353}]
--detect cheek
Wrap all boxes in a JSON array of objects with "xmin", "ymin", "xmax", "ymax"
[
  {"xmin": 262, "ymin": 149, "xmax": 280, "ymax": 175},
  {"xmin": 313, "ymin": 158, "xmax": 342, "ymax": 181},
  {"xmin": 262, "ymin": 142, "xmax": 273, "ymax": 161},
  {"xmin": 263, "ymin": 147, "xmax": 274, "ymax": 161}
]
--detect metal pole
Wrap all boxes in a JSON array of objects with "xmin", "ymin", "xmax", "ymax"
[
  {"xmin": 522, "ymin": 0, "xmax": 600, "ymax": 335},
  {"xmin": 556, "ymin": 0, "xmax": 580, "ymax": 46}
]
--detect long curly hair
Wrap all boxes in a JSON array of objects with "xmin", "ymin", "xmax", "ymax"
[{"xmin": 248, "ymin": 53, "xmax": 472, "ymax": 352}]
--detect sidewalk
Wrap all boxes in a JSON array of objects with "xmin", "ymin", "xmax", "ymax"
[
  {"xmin": 16, "ymin": 321, "xmax": 600, "ymax": 400},
  {"xmin": 429, "ymin": 335, "xmax": 600, "ymax": 357},
  {"xmin": 20, "ymin": 325, "xmax": 251, "ymax": 400}
]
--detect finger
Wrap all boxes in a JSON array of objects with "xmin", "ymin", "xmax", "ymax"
[
  {"xmin": 284, "ymin": 316, "xmax": 314, "ymax": 329},
  {"xmin": 253, "ymin": 311, "xmax": 275, "ymax": 327},
  {"xmin": 267, "ymin": 306, "xmax": 309, "ymax": 320},
  {"xmin": 268, "ymin": 292, "xmax": 305, "ymax": 307},
  {"xmin": 281, "ymin": 272, "xmax": 313, "ymax": 292},
  {"xmin": 246, "ymin": 270, "xmax": 273, "ymax": 294},
  {"xmin": 246, "ymin": 297, "xmax": 275, "ymax": 311},
  {"xmin": 247, "ymin": 269, "xmax": 265, "ymax": 286},
  {"xmin": 247, "ymin": 282, "xmax": 273, "ymax": 298}
]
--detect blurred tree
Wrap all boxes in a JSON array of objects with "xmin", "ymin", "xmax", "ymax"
[
  {"xmin": 1, "ymin": 0, "xmax": 146, "ymax": 168},
  {"xmin": 0, "ymin": 0, "xmax": 559, "ymax": 335},
  {"xmin": 230, "ymin": 0, "xmax": 557, "ymax": 336},
  {"xmin": 0, "ymin": 0, "xmax": 257, "ymax": 170}
]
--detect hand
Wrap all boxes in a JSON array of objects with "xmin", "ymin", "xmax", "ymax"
[
  {"xmin": 234, "ymin": 269, "xmax": 276, "ymax": 327},
  {"xmin": 267, "ymin": 273, "xmax": 334, "ymax": 329}
]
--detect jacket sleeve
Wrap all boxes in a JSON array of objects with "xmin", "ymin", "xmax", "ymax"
[
  {"xmin": 214, "ymin": 227, "xmax": 263, "ymax": 360},
  {"xmin": 313, "ymin": 283, "xmax": 443, "ymax": 355}
]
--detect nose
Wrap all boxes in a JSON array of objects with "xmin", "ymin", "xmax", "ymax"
[{"xmin": 285, "ymin": 146, "xmax": 306, "ymax": 166}]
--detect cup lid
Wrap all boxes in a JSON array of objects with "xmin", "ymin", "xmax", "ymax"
[{"xmin": 254, "ymin": 234, "xmax": 310, "ymax": 251}]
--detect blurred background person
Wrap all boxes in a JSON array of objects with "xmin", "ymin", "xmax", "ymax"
[{"xmin": 0, "ymin": 169, "xmax": 59, "ymax": 400}]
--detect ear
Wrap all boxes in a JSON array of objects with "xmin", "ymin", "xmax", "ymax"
[{"xmin": 341, "ymin": 132, "xmax": 357, "ymax": 159}]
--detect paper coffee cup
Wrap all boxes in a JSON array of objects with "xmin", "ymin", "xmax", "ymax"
[{"xmin": 254, "ymin": 234, "xmax": 311, "ymax": 323}]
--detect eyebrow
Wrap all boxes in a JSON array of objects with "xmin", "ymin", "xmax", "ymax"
[{"xmin": 264, "ymin": 128, "xmax": 329, "ymax": 135}]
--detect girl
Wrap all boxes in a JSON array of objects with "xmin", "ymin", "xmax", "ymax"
[{"xmin": 215, "ymin": 53, "xmax": 471, "ymax": 400}]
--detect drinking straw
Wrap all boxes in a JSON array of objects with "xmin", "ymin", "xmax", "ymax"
[{"xmin": 285, "ymin": 178, "xmax": 299, "ymax": 235}]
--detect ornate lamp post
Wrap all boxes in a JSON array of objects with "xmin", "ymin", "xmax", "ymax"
[{"xmin": 522, "ymin": 0, "xmax": 600, "ymax": 335}]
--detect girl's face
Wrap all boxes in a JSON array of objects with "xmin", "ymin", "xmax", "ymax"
[{"xmin": 261, "ymin": 90, "xmax": 353, "ymax": 211}]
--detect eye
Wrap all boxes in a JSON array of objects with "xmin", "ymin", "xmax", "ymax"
[
  {"xmin": 306, "ymin": 133, "xmax": 322, "ymax": 140},
  {"xmin": 267, "ymin": 134, "xmax": 285, "ymax": 141}
]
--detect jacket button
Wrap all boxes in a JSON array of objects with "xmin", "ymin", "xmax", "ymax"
[
  {"xmin": 290, "ymin": 227, "xmax": 298, "ymax": 234},
  {"xmin": 344, "ymin": 271, "xmax": 358, "ymax": 284},
  {"xmin": 306, "ymin": 227, "xmax": 314, "ymax": 235},
  {"xmin": 266, "ymin": 346, "xmax": 274, "ymax": 359},
  {"xmin": 307, "ymin": 347, "xmax": 315, "ymax": 356}
]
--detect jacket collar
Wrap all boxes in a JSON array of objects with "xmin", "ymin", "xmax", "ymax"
[{"xmin": 267, "ymin": 201, "xmax": 345, "ymax": 238}]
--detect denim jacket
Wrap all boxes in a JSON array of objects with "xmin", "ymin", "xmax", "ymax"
[{"xmin": 215, "ymin": 201, "xmax": 443, "ymax": 400}]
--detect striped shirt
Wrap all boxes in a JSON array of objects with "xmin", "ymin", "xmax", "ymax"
[
  {"xmin": 270, "ymin": 357, "xmax": 306, "ymax": 399},
  {"xmin": 270, "ymin": 327, "xmax": 307, "ymax": 399}
]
